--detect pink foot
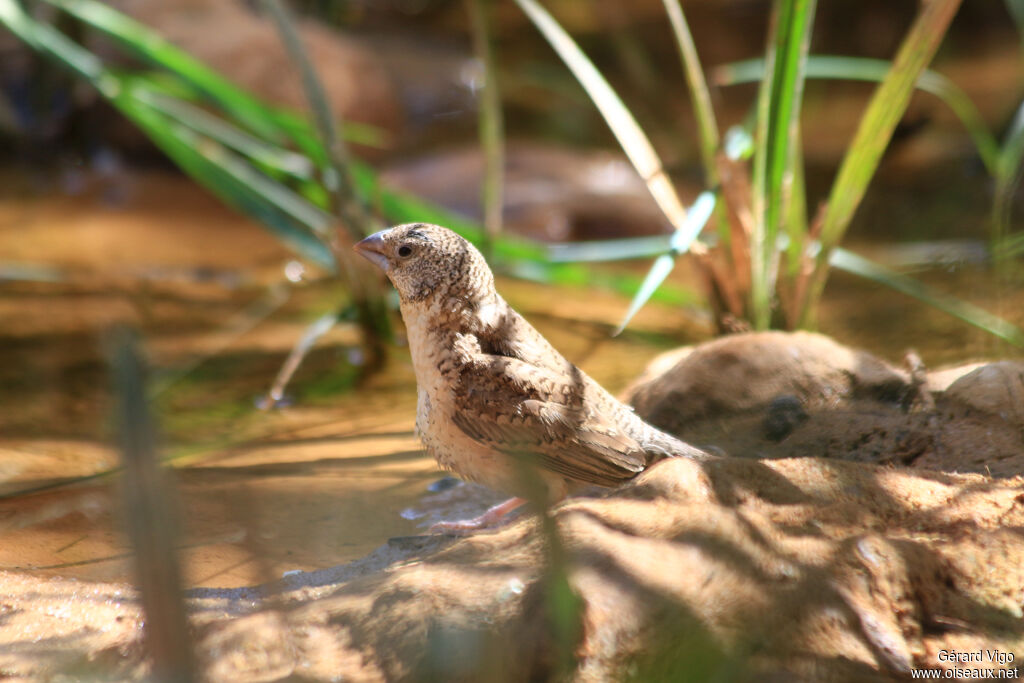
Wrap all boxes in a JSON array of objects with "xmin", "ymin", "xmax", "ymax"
[{"xmin": 429, "ymin": 497, "xmax": 528, "ymax": 535}]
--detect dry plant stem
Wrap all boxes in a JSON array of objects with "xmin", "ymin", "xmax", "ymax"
[
  {"xmin": 260, "ymin": 309, "xmax": 338, "ymax": 408},
  {"xmin": 787, "ymin": 200, "xmax": 826, "ymax": 329},
  {"xmin": 513, "ymin": 0, "xmax": 707, "ymax": 252},
  {"xmin": 662, "ymin": 0, "xmax": 720, "ymax": 185},
  {"xmin": 258, "ymin": 0, "xmax": 375, "ymax": 241},
  {"xmin": 717, "ymin": 154, "xmax": 754, "ymax": 298},
  {"xmin": 693, "ymin": 250, "xmax": 745, "ymax": 330},
  {"xmin": 260, "ymin": 0, "xmax": 388, "ymax": 370}
]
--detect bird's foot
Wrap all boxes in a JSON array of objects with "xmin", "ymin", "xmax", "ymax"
[{"xmin": 429, "ymin": 496, "xmax": 527, "ymax": 536}]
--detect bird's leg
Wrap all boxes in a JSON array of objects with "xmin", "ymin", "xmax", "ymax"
[{"xmin": 429, "ymin": 496, "xmax": 528, "ymax": 535}]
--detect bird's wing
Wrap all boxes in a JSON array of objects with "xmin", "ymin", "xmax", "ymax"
[{"xmin": 450, "ymin": 354, "xmax": 647, "ymax": 487}]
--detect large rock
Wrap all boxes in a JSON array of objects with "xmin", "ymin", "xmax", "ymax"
[
  {"xmin": 3, "ymin": 456, "xmax": 1024, "ymax": 681},
  {"xmin": 381, "ymin": 143, "xmax": 675, "ymax": 242},
  {"xmin": 105, "ymin": 0, "xmax": 403, "ymax": 145},
  {"xmin": 624, "ymin": 331, "xmax": 1024, "ymax": 477}
]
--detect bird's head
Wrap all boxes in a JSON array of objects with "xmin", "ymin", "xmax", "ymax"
[{"xmin": 353, "ymin": 223, "xmax": 495, "ymax": 304}]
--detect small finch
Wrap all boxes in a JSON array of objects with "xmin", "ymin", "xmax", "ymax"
[{"xmin": 355, "ymin": 223, "xmax": 709, "ymax": 532}]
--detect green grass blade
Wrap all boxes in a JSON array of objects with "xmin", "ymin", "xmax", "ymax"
[
  {"xmin": 548, "ymin": 235, "xmax": 673, "ymax": 263},
  {"xmin": 829, "ymin": 247, "xmax": 1024, "ymax": 346},
  {"xmin": 132, "ymin": 84, "xmax": 316, "ymax": 181},
  {"xmin": 669, "ymin": 191, "xmax": 718, "ymax": 252},
  {"xmin": 45, "ymin": 0, "xmax": 286, "ymax": 140},
  {"xmin": 259, "ymin": 0, "xmax": 376, "ymax": 240},
  {"xmin": 614, "ymin": 192, "xmax": 716, "ymax": 334},
  {"xmin": 122, "ymin": 96, "xmax": 336, "ymax": 268},
  {"xmin": 42, "ymin": 0, "xmax": 383, "ymax": 147},
  {"xmin": 513, "ymin": 0, "xmax": 698, "ymax": 241},
  {"xmin": 0, "ymin": 0, "xmax": 104, "ymax": 81},
  {"xmin": 716, "ymin": 55, "xmax": 1000, "ymax": 175},
  {"xmin": 750, "ymin": 0, "xmax": 817, "ymax": 329},
  {"xmin": 802, "ymin": 0, "xmax": 963, "ymax": 327},
  {"xmin": 784, "ymin": 130, "xmax": 808, "ymax": 278},
  {"xmin": 0, "ymin": 0, "xmax": 335, "ymax": 268},
  {"xmin": 613, "ymin": 254, "xmax": 677, "ymax": 336},
  {"xmin": 661, "ymin": 0, "xmax": 719, "ymax": 184}
]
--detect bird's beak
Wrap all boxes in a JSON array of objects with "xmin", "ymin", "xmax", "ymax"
[{"xmin": 353, "ymin": 230, "xmax": 390, "ymax": 271}]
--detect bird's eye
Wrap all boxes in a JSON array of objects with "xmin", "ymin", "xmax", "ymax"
[{"xmin": 397, "ymin": 244, "xmax": 413, "ymax": 258}]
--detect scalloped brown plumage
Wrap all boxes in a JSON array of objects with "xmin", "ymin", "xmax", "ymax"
[{"xmin": 355, "ymin": 223, "xmax": 709, "ymax": 530}]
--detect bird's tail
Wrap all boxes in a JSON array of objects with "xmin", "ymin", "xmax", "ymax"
[{"xmin": 643, "ymin": 422, "xmax": 716, "ymax": 460}]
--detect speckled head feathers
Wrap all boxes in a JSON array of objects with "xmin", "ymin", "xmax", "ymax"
[{"xmin": 354, "ymin": 223, "xmax": 495, "ymax": 304}]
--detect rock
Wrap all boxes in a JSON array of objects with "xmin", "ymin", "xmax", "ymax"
[
  {"xmin": 625, "ymin": 331, "xmax": 912, "ymax": 423},
  {"xmin": 944, "ymin": 361, "xmax": 1024, "ymax": 427},
  {"xmin": 3, "ymin": 456, "xmax": 1024, "ymax": 681},
  {"xmin": 105, "ymin": 0, "xmax": 403, "ymax": 146},
  {"xmin": 623, "ymin": 331, "xmax": 1024, "ymax": 476},
  {"xmin": 381, "ymin": 143, "xmax": 678, "ymax": 241}
]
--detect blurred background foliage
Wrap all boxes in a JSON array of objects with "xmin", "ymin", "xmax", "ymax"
[{"xmin": 2, "ymin": 0, "xmax": 1023, "ymax": 358}]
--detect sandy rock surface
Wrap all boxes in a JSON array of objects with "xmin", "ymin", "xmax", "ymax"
[
  {"xmin": 626, "ymin": 331, "xmax": 1024, "ymax": 477},
  {"xmin": 2, "ymin": 332, "xmax": 1023, "ymax": 681},
  {"xmin": 3, "ymin": 456, "xmax": 1023, "ymax": 681}
]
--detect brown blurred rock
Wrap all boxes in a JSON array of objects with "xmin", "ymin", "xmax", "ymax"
[
  {"xmin": 626, "ymin": 331, "xmax": 912, "ymax": 422},
  {"xmin": 102, "ymin": 0, "xmax": 403, "ymax": 154},
  {"xmin": 3, "ymin": 456, "xmax": 1024, "ymax": 680},
  {"xmin": 381, "ymin": 143, "xmax": 678, "ymax": 241},
  {"xmin": 944, "ymin": 361, "xmax": 1024, "ymax": 427},
  {"xmin": 623, "ymin": 331, "xmax": 1024, "ymax": 476}
]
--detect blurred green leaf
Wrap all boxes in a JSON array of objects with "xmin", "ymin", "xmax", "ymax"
[
  {"xmin": 1004, "ymin": 0, "xmax": 1024, "ymax": 47},
  {"xmin": 120, "ymin": 92, "xmax": 336, "ymax": 268},
  {"xmin": 750, "ymin": 0, "xmax": 816, "ymax": 329},
  {"xmin": 830, "ymin": 247, "xmax": 1024, "ymax": 346},
  {"xmin": 133, "ymin": 84, "xmax": 317, "ymax": 181},
  {"xmin": 662, "ymin": 0, "xmax": 719, "ymax": 183},
  {"xmin": 615, "ymin": 192, "xmax": 715, "ymax": 334},
  {"xmin": 802, "ymin": 0, "xmax": 963, "ymax": 327},
  {"xmin": 717, "ymin": 54, "xmax": 1000, "ymax": 175},
  {"xmin": 0, "ymin": 0, "xmax": 336, "ymax": 268},
  {"xmin": 43, "ymin": 0, "xmax": 385, "ymax": 147}
]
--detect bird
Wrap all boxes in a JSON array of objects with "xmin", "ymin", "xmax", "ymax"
[{"xmin": 354, "ymin": 223, "xmax": 710, "ymax": 533}]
